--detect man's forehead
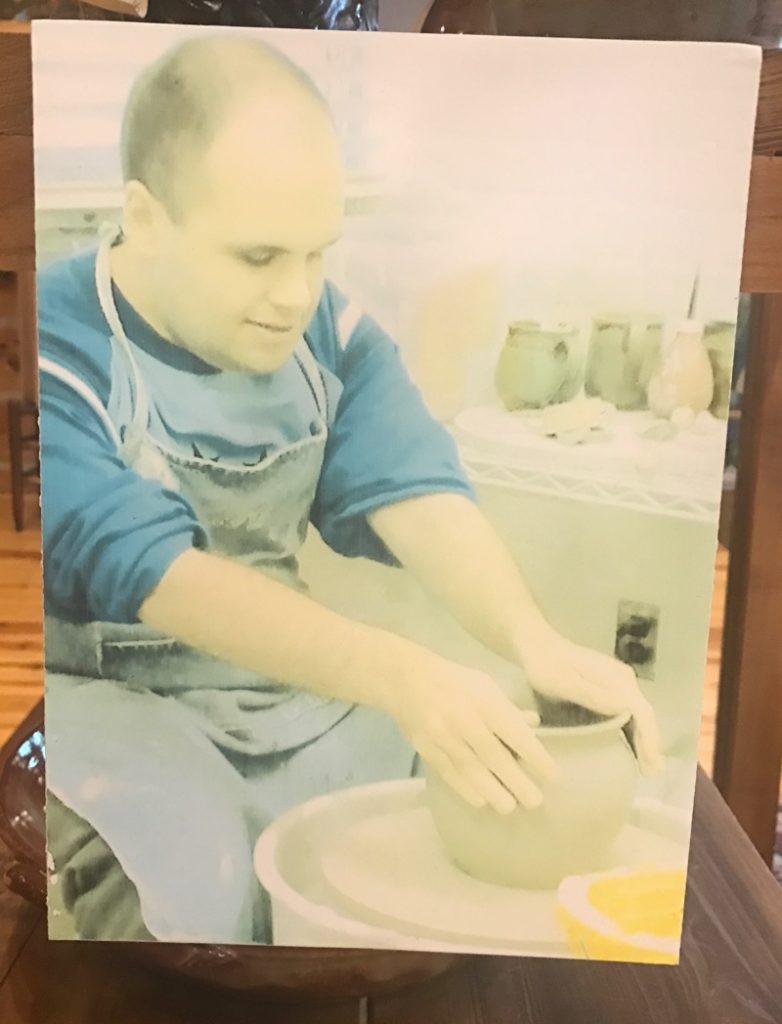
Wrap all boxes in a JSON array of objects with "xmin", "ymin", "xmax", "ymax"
[
  {"xmin": 181, "ymin": 154, "xmax": 345, "ymax": 248},
  {"xmin": 199, "ymin": 98, "xmax": 342, "ymax": 181},
  {"xmin": 200, "ymin": 143, "xmax": 343, "ymax": 204}
]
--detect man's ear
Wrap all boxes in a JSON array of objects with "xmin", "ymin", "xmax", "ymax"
[{"xmin": 120, "ymin": 179, "xmax": 170, "ymax": 253}]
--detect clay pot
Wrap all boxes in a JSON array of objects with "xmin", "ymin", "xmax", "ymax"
[
  {"xmin": 702, "ymin": 320, "xmax": 737, "ymax": 419},
  {"xmin": 495, "ymin": 320, "xmax": 583, "ymax": 410},
  {"xmin": 0, "ymin": 703, "xmax": 458, "ymax": 999},
  {"xmin": 425, "ymin": 705, "xmax": 638, "ymax": 890},
  {"xmin": 585, "ymin": 314, "xmax": 663, "ymax": 410}
]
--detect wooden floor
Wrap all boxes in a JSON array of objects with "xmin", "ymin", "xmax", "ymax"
[
  {"xmin": 0, "ymin": 500, "xmax": 730, "ymax": 781},
  {"xmin": 0, "ymin": 501, "xmax": 42, "ymax": 744}
]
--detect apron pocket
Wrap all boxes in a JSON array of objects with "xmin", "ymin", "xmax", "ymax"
[
  {"xmin": 176, "ymin": 687, "xmax": 354, "ymax": 757},
  {"xmin": 98, "ymin": 623, "xmax": 265, "ymax": 695}
]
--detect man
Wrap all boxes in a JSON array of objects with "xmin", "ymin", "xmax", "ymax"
[{"xmin": 39, "ymin": 33, "xmax": 661, "ymax": 944}]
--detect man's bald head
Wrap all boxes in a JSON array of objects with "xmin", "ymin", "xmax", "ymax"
[{"xmin": 120, "ymin": 35, "xmax": 332, "ymax": 219}]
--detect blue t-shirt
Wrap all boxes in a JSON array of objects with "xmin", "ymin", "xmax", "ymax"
[{"xmin": 38, "ymin": 248, "xmax": 474, "ymax": 624}]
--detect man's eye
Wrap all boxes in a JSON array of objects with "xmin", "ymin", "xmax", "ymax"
[{"xmin": 241, "ymin": 252, "xmax": 275, "ymax": 268}]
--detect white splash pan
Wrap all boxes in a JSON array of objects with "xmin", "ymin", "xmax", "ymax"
[{"xmin": 253, "ymin": 778, "xmax": 689, "ymax": 957}]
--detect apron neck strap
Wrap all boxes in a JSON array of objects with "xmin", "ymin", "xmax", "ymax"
[
  {"xmin": 95, "ymin": 226, "xmax": 131, "ymax": 344},
  {"xmin": 294, "ymin": 338, "xmax": 329, "ymax": 422},
  {"xmin": 94, "ymin": 227, "xmax": 151, "ymax": 444}
]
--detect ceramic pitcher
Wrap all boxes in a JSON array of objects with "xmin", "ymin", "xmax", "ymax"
[
  {"xmin": 646, "ymin": 319, "xmax": 714, "ymax": 419},
  {"xmin": 495, "ymin": 320, "xmax": 583, "ymax": 411}
]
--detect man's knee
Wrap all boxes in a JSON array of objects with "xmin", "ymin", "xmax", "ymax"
[{"xmin": 48, "ymin": 793, "xmax": 153, "ymax": 941}]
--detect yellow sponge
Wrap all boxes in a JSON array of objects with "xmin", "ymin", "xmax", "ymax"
[{"xmin": 556, "ymin": 867, "xmax": 687, "ymax": 964}]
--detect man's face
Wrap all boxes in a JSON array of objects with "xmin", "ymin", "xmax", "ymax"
[{"xmin": 143, "ymin": 94, "xmax": 345, "ymax": 374}]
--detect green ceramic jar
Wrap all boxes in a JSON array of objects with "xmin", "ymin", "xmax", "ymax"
[
  {"xmin": 702, "ymin": 321, "xmax": 737, "ymax": 419},
  {"xmin": 585, "ymin": 314, "xmax": 663, "ymax": 410},
  {"xmin": 495, "ymin": 320, "xmax": 583, "ymax": 410}
]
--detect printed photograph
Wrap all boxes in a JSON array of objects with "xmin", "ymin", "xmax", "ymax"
[{"xmin": 32, "ymin": 19, "xmax": 760, "ymax": 959}]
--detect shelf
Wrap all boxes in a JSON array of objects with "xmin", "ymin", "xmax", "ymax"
[{"xmin": 452, "ymin": 404, "xmax": 725, "ymax": 523}]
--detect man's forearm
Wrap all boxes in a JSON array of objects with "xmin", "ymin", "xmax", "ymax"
[
  {"xmin": 136, "ymin": 517, "xmax": 596, "ymax": 805},
  {"xmin": 139, "ymin": 547, "xmax": 417, "ymax": 711},
  {"xmin": 368, "ymin": 492, "xmax": 555, "ymax": 663}
]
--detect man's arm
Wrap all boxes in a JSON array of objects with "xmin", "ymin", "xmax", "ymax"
[
  {"xmin": 371, "ymin": 492, "xmax": 552, "ymax": 663},
  {"xmin": 139, "ymin": 547, "xmax": 557, "ymax": 812},
  {"xmin": 310, "ymin": 288, "xmax": 657, "ymax": 778},
  {"xmin": 139, "ymin": 547, "xmax": 406, "ymax": 710},
  {"xmin": 368, "ymin": 492, "xmax": 663, "ymax": 775}
]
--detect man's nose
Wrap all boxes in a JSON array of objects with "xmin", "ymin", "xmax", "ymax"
[{"xmin": 268, "ymin": 258, "xmax": 311, "ymax": 311}]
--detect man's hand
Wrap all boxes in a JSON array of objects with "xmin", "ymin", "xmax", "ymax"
[
  {"xmin": 515, "ymin": 625, "xmax": 663, "ymax": 777},
  {"xmin": 369, "ymin": 494, "xmax": 664, "ymax": 779},
  {"xmin": 383, "ymin": 650, "xmax": 559, "ymax": 815}
]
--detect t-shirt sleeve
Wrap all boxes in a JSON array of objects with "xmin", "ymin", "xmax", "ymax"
[
  {"xmin": 40, "ymin": 369, "xmax": 206, "ymax": 625},
  {"xmin": 310, "ymin": 286, "xmax": 475, "ymax": 564}
]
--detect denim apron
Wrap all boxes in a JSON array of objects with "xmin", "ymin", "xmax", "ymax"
[{"xmin": 44, "ymin": 234, "xmax": 416, "ymax": 943}]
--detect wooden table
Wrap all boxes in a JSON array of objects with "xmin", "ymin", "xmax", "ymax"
[{"xmin": 1, "ymin": 769, "xmax": 780, "ymax": 1023}]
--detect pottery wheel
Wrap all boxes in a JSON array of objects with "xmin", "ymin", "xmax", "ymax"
[
  {"xmin": 318, "ymin": 799, "xmax": 684, "ymax": 952},
  {"xmin": 320, "ymin": 805, "xmax": 566, "ymax": 951}
]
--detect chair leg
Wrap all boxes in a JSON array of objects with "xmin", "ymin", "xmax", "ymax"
[{"xmin": 8, "ymin": 399, "xmax": 25, "ymax": 531}]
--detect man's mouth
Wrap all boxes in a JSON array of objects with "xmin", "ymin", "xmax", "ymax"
[{"xmin": 247, "ymin": 319, "xmax": 295, "ymax": 335}]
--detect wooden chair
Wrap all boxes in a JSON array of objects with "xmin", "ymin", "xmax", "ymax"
[
  {"xmin": 0, "ymin": 18, "xmax": 780, "ymax": 863},
  {"xmin": 0, "ymin": 24, "xmax": 38, "ymax": 530},
  {"xmin": 7, "ymin": 396, "xmax": 39, "ymax": 532}
]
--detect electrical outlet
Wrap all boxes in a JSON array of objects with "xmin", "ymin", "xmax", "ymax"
[{"xmin": 614, "ymin": 600, "xmax": 660, "ymax": 681}]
